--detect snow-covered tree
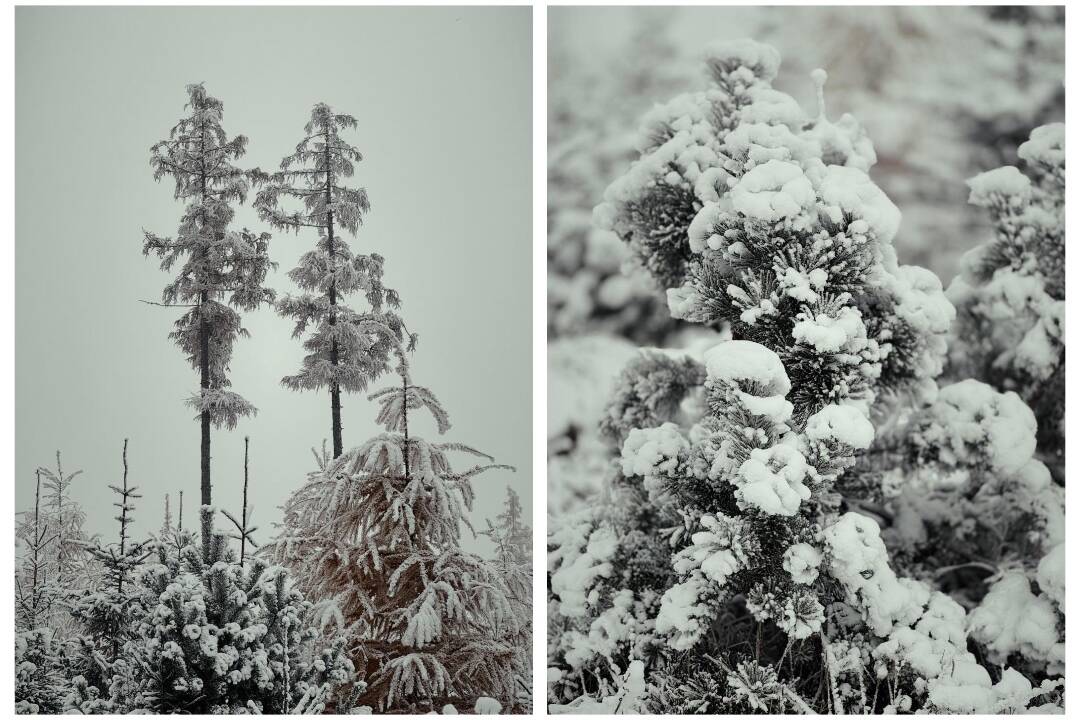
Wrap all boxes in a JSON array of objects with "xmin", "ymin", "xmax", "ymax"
[
  {"xmin": 947, "ymin": 122, "xmax": 1064, "ymax": 480},
  {"xmin": 482, "ymin": 486, "xmax": 531, "ymax": 571},
  {"xmin": 255, "ymin": 103, "xmax": 410, "ymax": 458},
  {"xmin": 113, "ymin": 530, "xmax": 358, "ymax": 714},
  {"xmin": 481, "ymin": 487, "xmax": 533, "ymax": 712},
  {"xmin": 15, "ymin": 470, "xmax": 58, "ymax": 633},
  {"xmin": 15, "ymin": 629, "xmax": 66, "ymax": 714},
  {"xmin": 70, "ymin": 440, "xmax": 154, "ymax": 683},
  {"xmin": 549, "ymin": 39, "xmax": 1063, "ymax": 714},
  {"xmin": 143, "ymin": 83, "xmax": 275, "ymax": 550},
  {"xmin": 271, "ymin": 341, "xmax": 526, "ymax": 712},
  {"xmin": 38, "ymin": 451, "xmax": 94, "ymax": 587}
]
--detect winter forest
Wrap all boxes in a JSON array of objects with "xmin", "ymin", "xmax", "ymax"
[
  {"xmin": 14, "ymin": 7, "xmax": 531, "ymax": 714},
  {"xmin": 548, "ymin": 5, "xmax": 1066, "ymax": 715}
]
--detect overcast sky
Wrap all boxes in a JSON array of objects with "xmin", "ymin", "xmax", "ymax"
[{"xmin": 15, "ymin": 6, "xmax": 532, "ymax": 556}]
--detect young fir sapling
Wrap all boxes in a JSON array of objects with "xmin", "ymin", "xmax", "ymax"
[
  {"xmin": 255, "ymin": 103, "xmax": 410, "ymax": 459},
  {"xmin": 548, "ymin": 39, "xmax": 1062, "ymax": 714},
  {"xmin": 71, "ymin": 440, "xmax": 154, "ymax": 666},
  {"xmin": 15, "ymin": 470, "xmax": 56, "ymax": 633},
  {"xmin": 143, "ymin": 83, "xmax": 275, "ymax": 552},
  {"xmin": 271, "ymin": 336, "xmax": 525, "ymax": 712},
  {"xmin": 222, "ymin": 436, "xmax": 258, "ymax": 565}
]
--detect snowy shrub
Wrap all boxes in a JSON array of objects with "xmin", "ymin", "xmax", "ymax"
[
  {"xmin": 272, "ymin": 343, "xmax": 527, "ymax": 713},
  {"xmin": 15, "ymin": 629, "xmax": 66, "ymax": 714},
  {"xmin": 948, "ymin": 121, "xmax": 1065, "ymax": 480},
  {"xmin": 90, "ymin": 531, "xmax": 358, "ymax": 714},
  {"xmin": 548, "ymin": 39, "xmax": 1065, "ymax": 715}
]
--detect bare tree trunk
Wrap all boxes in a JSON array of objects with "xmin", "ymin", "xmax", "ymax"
[
  {"xmin": 402, "ymin": 372, "xmax": 410, "ymax": 480},
  {"xmin": 54, "ymin": 451, "xmax": 64, "ymax": 571},
  {"xmin": 119, "ymin": 439, "xmax": 129, "ymax": 588},
  {"xmin": 200, "ymin": 311, "xmax": 212, "ymax": 551},
  {"xmin": 199, "ymin": 124, "xmax": 213, "ymax": 555},
  {"xmin": 31, "ymin": 469, "xmax": 42, "ymax": 628},
  {"xmin": 325, "ymin": 141, "xmax": 343, "ymax": 458},
  {"xmin": 240, "ymin": 437, "xmax": 250, "ymax": 565}
]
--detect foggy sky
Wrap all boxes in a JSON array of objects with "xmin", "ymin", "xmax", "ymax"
[{"xmin": 15, "ymin": 6, "xmax": 532, "ymax": 556}]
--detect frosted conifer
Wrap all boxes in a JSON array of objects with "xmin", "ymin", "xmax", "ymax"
[
  {"xmin": 255, "ymin": 103, "xmax": 410, "ymax": 458},
  {"xmin": 550, "ymin": 40, "xmax": 1062, "ymax": 714},
  {"xmin": 271, "ymin": 340, "xmax": 525, "ymax": 712},
  {"xmin": 101, "ymin": 527, "xmax": 357, "ymax": 713},
  {"xmin": 143, "ymin": 83, "xmax": 275, "ymax": 550},
  {"xmin": 947, "ymin": 122, "xmax": 1065, "ymax": 479},
  {"xmin": 15, "ymin": 470, "xmax": 58, "ymax": 633},
  {"xmin": 15, "ymin": 629, "xmax": 66, "ymax": 714},
  {"xmin": 71, "ymin": 440, "xmax": 154, "ymax": 667},
  {"xmin": 37, "ymin": 452, "xmax": 94, "ymax": 588}
]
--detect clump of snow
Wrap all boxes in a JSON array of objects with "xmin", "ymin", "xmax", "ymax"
[
  {"xmin": 687, "ymin": 201, "xmax": 724, "ymax": 254},
  {"xmin": 778, "ymin": 266, "xmax": 828, "ymax": 303},
  {"xmin": 805, "ymin": 404, "xmax": 875, "ymax": 450},
  {"xmin": 704, "ymin": 340, "xmax": 791, "ymax": 396},
  {"xmin": 874, "ymin": 590, "xmax": 969, "ymax": 681},
  {"xmin": 549, "ymin": 519, "xmax": 619, "ymax": 618},
  {"xmin": 665, "ymin": 284, "xmax": 701, "ymax": 321},
  {"xmin": 783, "ymin": 543, "xmax": 822, "ymax": 584},
  {"xmin": 966, "ymin": 165, "xmax": 1032, "ymax": 206},
  {"xmin": 722, "ymin": 122, "xmax": 817, "ymax": 172},
  {"xmin": 824, "ymin": 513, "xmax": 930, "ymax": 636},
  {"xmin": 736, "ymin": 444, "xmax": 810, "ymax": 516},
  {"xmin": 655, "ymin": 575, "xmax": 711, "ymax": 650},
  {"xmin": 928, "ymin": 660, "xmax": 1059, "ymax": 713},
  {"xmin": 620, "ymin": 422, "xmax": 688, "ymax": 481},
  {"xmin": 792, "ymin": 305, "xmax": 867, "ymax": 353},
  {"xmin": 672, "ymin": 513, "xmax": 745, "ymax": 588},
  {"xmin": 968, "ymin": 571, "xmax": 1062, "ymax": 667},
  {"xmin": 915, "ymin": 379, "xmax": 1037, "ymax": 478},
  {"xmin": 730, "ymin": 159, "xmax": 815, "ymax": 221},
  {"xmin": 741, "ymin": 86, "xmax": 807, "ymax": 130},
  {"xmin": 563, "ymin": 589, "xmax": 637, "ymax": 669},
  {"xmin": 816, "ymin": 165, "xmax": 901, "ymax": 242},
  {"xmin": 1018, "ymin": 122, "xmax": 1065, "ymax": 167}
]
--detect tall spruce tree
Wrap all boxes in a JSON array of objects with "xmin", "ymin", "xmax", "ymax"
[
  {"xmin": 143, "ymin": 83, "xmax": 275, "ymax": 549},
  {"xmin": 254, "ymin": 103, "xmax": 408, "ymax": 458}
]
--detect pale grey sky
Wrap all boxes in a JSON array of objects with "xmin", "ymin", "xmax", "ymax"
[{"xmin": 15, "ymin": 6, "xmax": 532, "ymax": 556}]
